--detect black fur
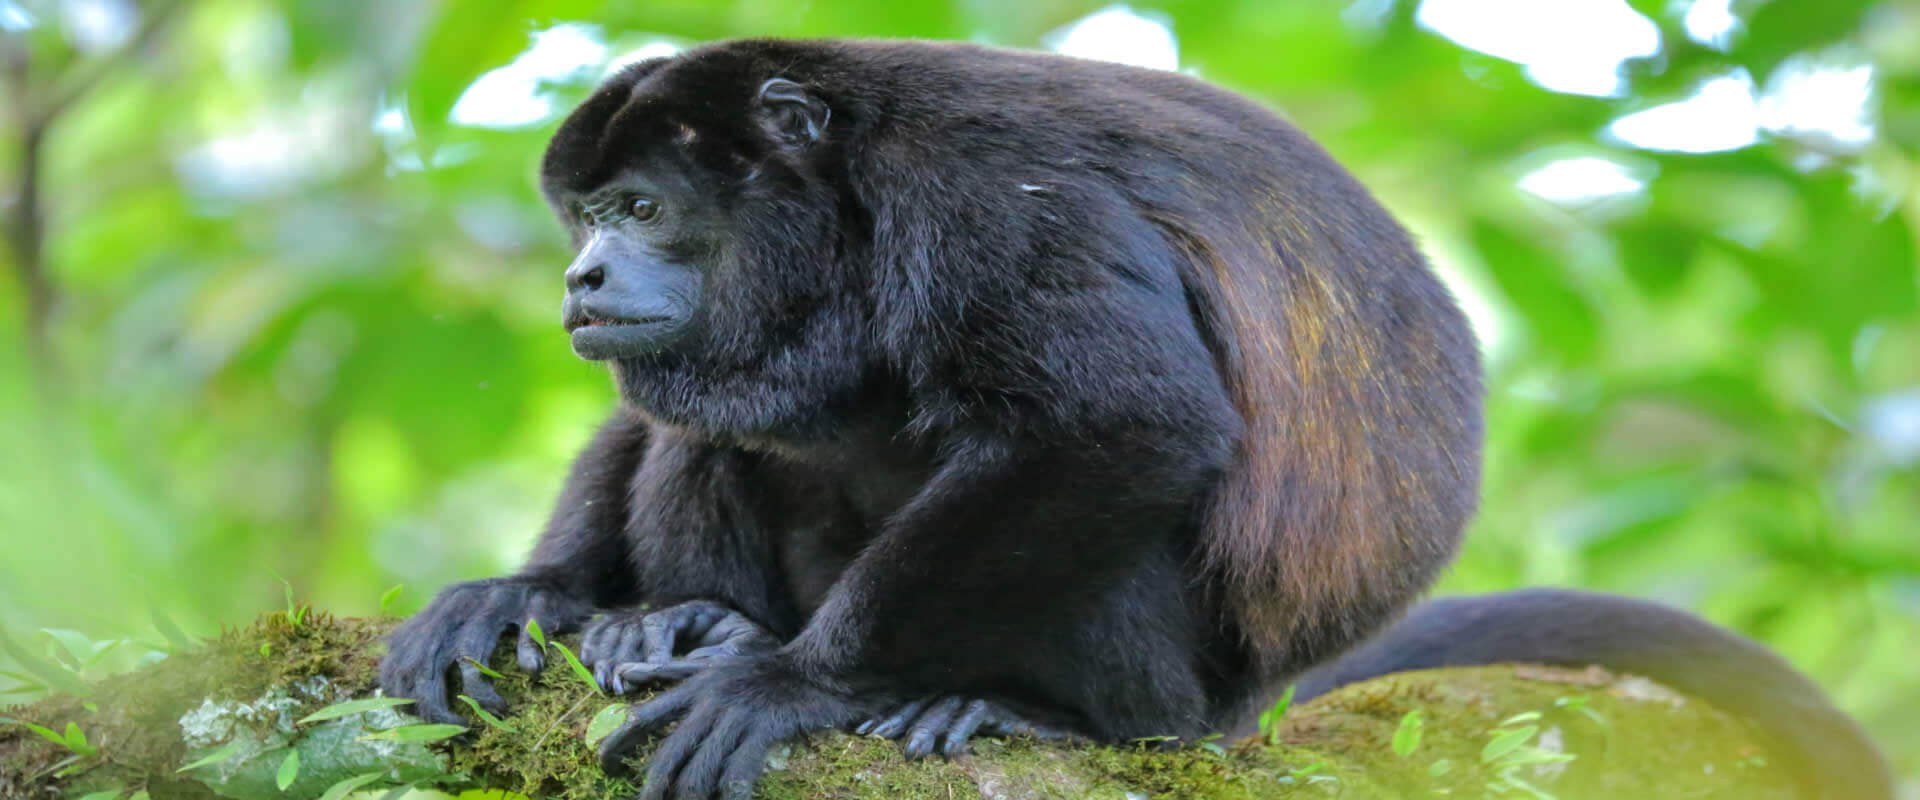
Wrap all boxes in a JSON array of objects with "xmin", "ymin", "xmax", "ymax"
[{"xmin": 376, "ymin": 38, "xmax": 1888, "ymax": 800}]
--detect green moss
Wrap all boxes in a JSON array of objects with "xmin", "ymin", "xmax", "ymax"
[{"xmin": 3, "ymin": 614, "xmax": 1805, "ymax": 799}]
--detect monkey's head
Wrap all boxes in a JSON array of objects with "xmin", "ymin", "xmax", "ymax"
[{"xmin": 537, "ymin": 46, "xmax": 868, "ymax": 434}]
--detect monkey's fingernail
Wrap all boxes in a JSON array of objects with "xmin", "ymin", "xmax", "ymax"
[
  {"xmin": 905, "ymin": 732, "xmax": 933, "ymax": 759},
  {"xmin": 855, "ymin": 720, "xmax": 875, "ymax": 735}
]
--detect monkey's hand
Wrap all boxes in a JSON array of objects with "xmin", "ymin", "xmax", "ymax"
[
  {"xmin": 599, "ymin": 654, "xmax": 870, "ymax": 800},
  {"xmin": 378, "ymin": 576, "xmax": 591, "ymax": 725},
  {"xmin": 855, "ymin": 695, "xmax": 1082, "ymax": 759},
  {"xmin": 579, "ymin": 600, "xmax": 778, "ymax": 694}
]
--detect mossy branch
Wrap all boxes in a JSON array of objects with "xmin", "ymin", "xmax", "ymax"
[{"xmin": 3, "ymin": 612, "xmax": 1798, "ymax": 800}]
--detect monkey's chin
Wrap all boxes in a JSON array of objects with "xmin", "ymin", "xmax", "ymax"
[{"xmin": 570, "ymin": 321, "xmax": 679, "ymax": 360}]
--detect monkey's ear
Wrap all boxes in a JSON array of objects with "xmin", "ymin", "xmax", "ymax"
[{"xmin": 755, "ymin": 78, "xmax": 830, "ymax": 148}]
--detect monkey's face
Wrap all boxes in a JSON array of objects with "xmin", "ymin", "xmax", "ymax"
[
  {"xmin": 556, "ymin": 167, "xmax": 714, "ymax": 362},
  {"xmin": 535, "ymin": 54, "xmax": 868, "ymax": 434}
]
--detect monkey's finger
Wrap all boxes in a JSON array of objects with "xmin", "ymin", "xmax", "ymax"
[
  {"xmin": 671, "ymin": 707, "xmax": 750, "ymax": 800},
  {"xmin": 529, "ymin": 590, "xmax": 588, "ymax": 635},
  {"xmin": 640, "ymin": 611, "xmax": 681, "ymax": 664},
  {"xmin": 861, "ymin": 696, "xmax": 929, "ymax": 739},
  {"xmin": 579, "ymin": 618, "xmax": 614, "ymax": 666},
  {"xmin": 701, "ymin": 615, "xmax": 774, "ymax": 650},
  {"xmin": 600, "ymin": 685, "xmax": 697, "ymax": 776},
  {"xmin": 458, "ymin": 662, "xmax": 509, "ymax": 714},
  {"xmin": 614, "ymin": 659, "xmax": 707, "ymax": 686},
  {"xmin": 679, "ymin": 644, "xmax": 737, "ymax": 662},
  {"xmin": 635, "ymin": 702, "xmax": 713, "ymax": 800},
  {"xmin": 515, "ymin": 629, "xmax": 546, "ymax": 674},
  {"xmin": 720, "ymin": 728, "xmax": 778, "ymax": 800},
  {"xmin": 445, "ymin": 610, "xmax": 510, "ymax": 719},
  {"xmin": 980, "ymin": 713, "xmax": 1079, "ymax": 742},
  {"xmin": 939, "ymin": 699, "xmax": 995, "ymax": 757},
  {"xmin": 613, "ymin": 620, "xmax": 649, "ymax": 666},
  {"xmin": 903, "ymin": 696, "xmax": 966, "ymax": 760},
  {"xmin": 590, "ymin": 622, "xmax": 638, "ymax": 692},
  {"xmin": 409, "ymin": 652, "xmax": 467, "ymax": 726}
]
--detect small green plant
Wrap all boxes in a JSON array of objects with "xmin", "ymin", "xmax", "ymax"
[
  {"xmin": 296, "ymin": 696, "xmax": 415, "ymax": 725},
  {"xmin": 276, "ymin": 750, "xmax": 301, "ymax": 791},
  {"xmin": 274, "ymin": 573, "xmax": 310, "ymax": 628},
  {"xmin": 526, "ymin": 617, "xmax": 601, "ymax": 694},
  {"xmin": 1, "ymin": 717, "xmax": 98, "ymax": 758},
  {"xmin": 317, "ymin": 772, "xmax": 386, "ymax": 800},
  {"xmin": 1257, "ymin": 683, "xmax": 1297, "ymax": 745},
  {"xmin": 586, "ymin": 703, "xmax": 631, "ymax": 746},
  {"xmin": 457, "ymin": 695, "xmax": 518, "ymax": 732},
  {"xmin": 379, "ymin": 584, "xmax": 406, "ymax": 616},
  {"xmin": 1478, "ymin": 709, "xmax": 1575, "ymax": 799},
  {"xmin": 1195, "ymin": 732, "xmax": 1228, "ymax": 758},
  {"xmin": 1552, "ymin": 694, "xmax": 1605, "ymax": 726},
  {"xmin": 357, "ymin": 723, "xmax": 467, "ymax": 743},
  {"xmin": 1392, "ymin": 708, "xmax": 1424, "ymax": 757}
]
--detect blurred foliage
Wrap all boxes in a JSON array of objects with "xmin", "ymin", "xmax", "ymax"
[{"xmin": 0, "ymin": 0, "xmax": 1916, "ymax": 785}]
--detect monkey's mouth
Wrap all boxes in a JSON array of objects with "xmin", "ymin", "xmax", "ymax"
[
  {"xmin": 567, "ymin": 314, "xmax": 681, "ymax": 360},
  {"xmin": 563, "ymin": 314, "xmax": 671, "ymax": 334}
]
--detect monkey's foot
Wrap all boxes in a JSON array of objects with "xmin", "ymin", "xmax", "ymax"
[
  {"xmin": 855, "ymin": 696, "xmax": 1080, "ymax": 759},
  {"xmin": 579, "ymin": 599, "xmax": 778, "ymax": 694}
]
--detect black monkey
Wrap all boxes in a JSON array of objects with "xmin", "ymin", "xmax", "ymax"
[{"xmin": 378, "ymin": 38, "xmax": 1890, "ymax": 800}]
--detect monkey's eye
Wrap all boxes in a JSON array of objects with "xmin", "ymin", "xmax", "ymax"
[{"xmin": 629, "ymin": 197, "xmax": 661, "ymax": 222}]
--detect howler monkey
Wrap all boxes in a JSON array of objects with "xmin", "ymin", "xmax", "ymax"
[{"xmin": 379, "ymin": 38, "xmax": 1891, "ymax": 800}]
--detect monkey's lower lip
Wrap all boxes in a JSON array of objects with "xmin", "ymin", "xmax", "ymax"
[{"xmin": 569, "ymin": 318, "xmax": 677, "ymax": 360}]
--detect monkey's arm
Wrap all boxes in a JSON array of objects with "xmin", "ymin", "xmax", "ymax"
[
  {"xmin": 379, "ymin": 409, "xmax": 649, "ymax": 725},
  {"xmin": 597, "ymin": 429, "xmax": 1224, "ymax": 799},
  {"xmin": 571, "ymin": 432, "xmax": 806, "ymax": 695}
]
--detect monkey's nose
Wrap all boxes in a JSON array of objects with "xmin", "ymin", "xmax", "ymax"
[{"xmin": 566, "ymin": 264, "xmax": 606, "ymax": 292}]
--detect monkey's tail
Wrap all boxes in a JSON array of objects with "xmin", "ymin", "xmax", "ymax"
[{"xmin": 1286, "ymin": 588, "xmax": 1893, "ymax": 800}]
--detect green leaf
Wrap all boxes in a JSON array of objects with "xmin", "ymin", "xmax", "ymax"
[
  {"xmin": 464, "ymin": 657, "xmax": 505, "ymax": 680},
  {"xmin": 38, "ymin": 628, "xmax": 98, "ymax": 670},
  {"xmin": 586, "ymin": 703, "xmax": 629, "ymax": 746},
  {"xmin": 276, "ymin": 750, "xmax": 300, "ymax": 791},
  {"xmin": 524, "ymin": 618, "xmax": 547, "ymax": 649},
  {"xmin": 259, "ymin": 643, "xmax": 272, "ymax": 657},
  {"xmin": 318, "ymin": 772, "xmax": 387, "ymax": 800},
  {"xmin": 0, "ymin": 717, "xmax": 69, "ymax": 749},
  {"xmin": 380, "ymin": 584, "xmax": 405, "ymax": 615},
  {"xmin": 150, "ymin": 608, "xmax": 193, "ymax": 653},
  {"xmin": 1481, "ymin": 725, "xmax": 1540, "ymax": 763},
  {"xmin": 358, "ymin": 723, "xmax": 467, "ymax": 743},
  {"xmin": 1738, "ymin": 0, "xmax": 1874, "ymax": 76},
  {"xmin": 1391, "ymin": 709, "xmax": 1423, "ymax": 757},
  {"xmin": 1428, "ymin": 758, "xmax": 1453, "ymax": 777},
  {"xmin": 62, "ymin": 721, "xmax": 96, "ymax": 756},
  {"xmin": 176, "ymin": 741, "xmax": 244, "ymax": 773},
  {"xmin": 75, "ymin": 789, "xmax": 124, "ymax": 800},
  {"xmin": 1499, "ymin": 711, "xmax": 1543, "ymax": 726},
  {"xmin": 548, "ymin": 640, "xmax": 600, "ymax": 694},
  {"xmin": 0, "ymin": 627, "xmax": 90, "ymax": 696},
  {"xmin": 457, "ymin": 695, "xmax": 518, "ymax": 732},
  {"xmin": 1259, "ymin": 683, "xmax": 1296, "ymax": 745},
  {"xmin": 298, "ymin": 696, "xmax": 416, "ymax": 725}
]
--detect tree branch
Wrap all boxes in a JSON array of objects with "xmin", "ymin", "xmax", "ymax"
[
  {"xmin": 0, "ymin": 613, "xmax": 1805, "ymax": 800},
  {"xmin": 3, "ymin": 0, "xmax": 186, "ymax": 382}
]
